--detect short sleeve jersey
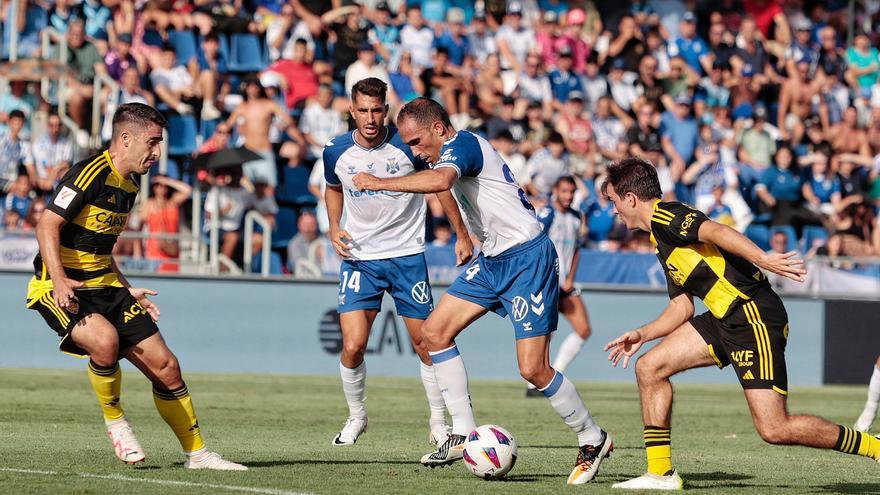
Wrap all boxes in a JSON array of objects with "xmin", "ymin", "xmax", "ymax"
[
  {"xmin": 433, "ymin": 131, "xmax": 542, "ymax": 257},
  {"xmin": 36, "ymin": 150, "xmax": 140, "ymax": 287},
  {"xmin": 537, "ymin": 205, "xmax": 582, "ymax": 282},
  {"xmin": 650, "ymin": 201, "xmax": 769, "ymax": 319},
  {"xmin": 323, "ymin": 127, "xmax": 427, "ymax": 261}
]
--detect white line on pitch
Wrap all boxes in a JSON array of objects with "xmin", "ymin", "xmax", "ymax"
[{"xmin": 0, "ymin": 467, "xmax": 310, "ymax": 495}]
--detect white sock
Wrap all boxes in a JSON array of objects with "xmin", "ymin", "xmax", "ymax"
[
  {"xmin": 186, "ymin": 447, "xmax": 208, "ymax": 459},
  {"xmin": 105, "ymin": 416, "xmax": 127, "ymax": 428},
  {"xmin": 551, "ymin": 333, "xmax": 586, "ymax": 373},
  {"xmin": 339, "ymin": 361, "xmax": 367, "ymax": 420},
  {"xmin": 430, "ymin": 345, "xmax": 476, "ymax": 437},
  {"xmin": 539, "ymin": 370, "xmax": 603, "ymax": 447},
  {"xmin": 420, "ymin": 362, "xmax": 447, "ymax": 426},
  {"xmin": 862, "ymin": 366, "xmax": 880, "ymax": 419}
]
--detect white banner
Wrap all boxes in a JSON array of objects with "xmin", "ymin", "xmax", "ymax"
[{"xmin": 0, "ymin": 234, "xmax": 39, "ymax": 270}]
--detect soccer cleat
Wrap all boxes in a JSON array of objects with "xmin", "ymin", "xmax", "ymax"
[
  {"xmin": 421, "ymin": 433, "xmax": 466, "ymax": 467},
  {"xmin": 332, "ymin": 416, "xmax": 367, "ymax": 446},
  {"xmin": 428, "ymin": 423, "xmax": 451, "ymax": 447},
  {"xmin": 184, "ymin": 451, "xmax": 248, "ymax": 471},
  {"xmin": 567, "ymin": 430, "xmax": 613, "ymax": 485},
  {"xmin": 106, "ymin": 420, "xmax": 146, "ymax": 465},
  {"xmin": 525, "ymin": 387, "xmax": 543, "ymax": 398},
  {"xmin": 854, "ymin": 410, "xmax": 876, "ymax": 433},
  {"xmin": 612, "ymin": 470, "xmax": 684, "ymax": 490}
]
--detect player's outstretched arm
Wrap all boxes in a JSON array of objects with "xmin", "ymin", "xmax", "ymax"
[
  {"xmin": 698, "ymin": 221, "xmax": 806, "ymax": 282},
  {"xmin": 435, "ymin": 190, "xmax": 472, "ymax": 265},
  {"xmin": 352, "ymin": 168, "xmax": 457, "ymax": 194},
  {"xmin": 604, "ymin": 293, "xmax": 694, "ymax": 368}
]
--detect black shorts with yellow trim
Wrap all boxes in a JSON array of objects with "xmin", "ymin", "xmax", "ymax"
[
  {"xmin": 26, "ymin": 284, "xmax": 158, "ymax": 358},
  {"xmin": 690, "ymin": 287, "xmax": 789, "ymax": 395}
]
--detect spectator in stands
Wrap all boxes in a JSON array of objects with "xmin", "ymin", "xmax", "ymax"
[
  {"xmin": 833, "ymin": 202, "xmax": 876, "ymax": 257},
  {"xmin": 737, "ymin": 104, "xmax": 776, "ymax": 170},
  {"xmin": 607, "ymin": 16, "xmax": 647, "ymax": 74},
  {"xmin": 23, "ymin": 198, "xmax": 46, "ymax": 230},
  {"xmin": 828, "ymin": 106, "xmax": 870, "ymax": 157},
  {"xmin": 287, "ymin": 209, "xmax": 325, "ymax": 276},
  {"xmin": 104, "ymin": 32, "xmax": 138, "ymax": 82},
  {"xmin": 102, "ymin": 66, "xmax": 156, "ymax": 143},
  {"xmin": 298, "ymin": 84, "xmax": 346, "ymax": 161},
  {"xmin": 150, "ymin": 45, "xmax": 222, "ymax": 121},
  {"xmin": 607, "ymin": 58, "xmax": 639, "ymax": 114},
  {"xmin": 0, "ymin": 110, "xmax": 30, "ymax": 194},
  {"xmin": 521, "ymin": 100, "xmax": 552, "ymax": 156},
  {"xmin": 345, "ymin": 43, "xmax": 396, "ymax": 102},
  {"xmin": 467, "ymin": 10, "xmax": 497, "ymax": 65},
  {"xmin": 143, "ymin": 175, "xmax": 192, "ymax": 273},
  {"xmin": 755, "ymin": 145, "xmax": 822, "ymax": 232},
  {"xmin": 431, "ymin": 218, "xmax": 452, "ymax": 247},
  {"xmin": 66, "ymin": 19, "xmax": 106, "ymax": 134},
  {"xmin": 525, "ymin": 131, "xmax": 570, "ymax": 199},
  {"xmin": 491, "ymin": 130, "xmax": 528, "ymax": 182},
  {"xmin": 660, "ymin": 93, "xmax": 699, "ymax": 184},
  {"xmin": 554, "ymin": 93, "xmax": 591, "ymax": 156},
  {"xmin": 802, "ymin": 152, "xmax": 841, "ymax": 217},
  {"xmin": 515, "ymin": 53, "xmax": 553, "ymax": 118},
  {"xmin": 26, "ymin": 113, "xmax": 72, "ymax": 197},
  {"xmin": 581, "ymin": 53, "xmax": 608, "ymax": 114},
  {"xmin": 707, "ymin": 184, "xmax": 736, "ymax": 228},
  {"xmin": 845, "ymin": 32, "xmax": 879, "ymax": 91},
  {"xmin": 435, "ymin": 8, "xmax": 470, "ymax": 68},
  {"xmin": 627, "ymin": 101, "xmax": 663, "ymax": 160},
  {"xmin": 668, "ymin": 12, "xmax": 711, "ymax": 75},
  {"xmin": 496, "ymin": 2, "xmax": 535, "ymax": 72},
  {"xmin": 582, "ymin": 184, "xmax": 617, "ymax": 248},
  {"xmin": 591, "ymin": 96, "xmax": 627, "ymax": 161},
  {"xmin": 549, "ymin": 46, "xmax": 583, "ymax": 109},
  {"xmin": 399, "ymin": 6, "xmax": 435, "ymax": 70},
  {"xmin": 836, "ymin": 154, "xmax": 870, "ymax": 208},
  {"xmin": 389, "ymin": 52, "xmax": 426, "ymax": 104},
  {"xmin": 422, "ymin": 48, "xmax": 471, "ymax": 128},
  {"xmin": 267, "ymin": 3, "xmax": 315, "ymax": 63},
  {"xmin": 4, "ymin": 174, "xmax": 32, "ymax": 230},
  {"xmin": 204, "ymin": 167, "xmax": 254, "ymax": 270},
  {"xmin": 367, "ymin": 2, "xmax": 400, "ymax": 63},
  {"xmin": 0, "ymin": 81, "xmax": 35, "ymax": 134},
  {"xmin": 226, "ymin": 77, "xmax": 292, "ymax": 190}
]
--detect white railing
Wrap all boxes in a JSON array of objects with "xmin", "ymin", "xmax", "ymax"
[
  {"xmin": 242, "ymin": 210, "xmax": 272, "ymax": 276},
  {"xmin": 91, "ymin": 72, "xmax": 119, "ymax": 149},
  {"xmin": 7, "ymin": 0, "xmax": 19, "ymax": 62}
]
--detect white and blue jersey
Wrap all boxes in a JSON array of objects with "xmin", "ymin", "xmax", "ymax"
[
  {"xmin": 433, "ymin": 131, "xmax": 542, "ymax": 257},
  {"xmin": 537, "ymin": 205, "xmax": 582, "ymax": 283},
  {"xmin": 437, "ymin": 131, "xmax": 559, "ymax": 339},
  {"xmin": 324, "ymin": 126, "xmax": 427, "ymax": 261}
]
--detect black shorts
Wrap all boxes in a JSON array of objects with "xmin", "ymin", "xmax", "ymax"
[
  {"xmin": 27, "ymin": 285, "xmax": 159, "ymax": 358},
  {"xmin": 691, "ymin": 287, "xmax": 789, "ymax": 395}
]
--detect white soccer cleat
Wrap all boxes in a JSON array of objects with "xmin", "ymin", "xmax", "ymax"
[
  {"xmin": 106, "ymin": 420, "xmax": 146, "ymax": 465},
  {"xmin": 184, "ymin": 451, "xmax": 248, "ymax": 471},
  {"xmin": 332, "ymin": 416, "xmax": 367, "ymax": 446},
  {"xmin": 567, "ymin": 430, "xmax": 613, "ymax": 485},
  {"xmin": 428, "ymin": 424, "xmax": 451, "ymax": 447},
  {"xmin": 854, "ymin": 410, "xmax": 876, "ymax": 433},
  {"xmin": 612, "ymin": 470, "xmax": 684, "ymax": 490},
  {"xmin": 420, "ymin": 433, "xmax": 465, "ymax": 467}
]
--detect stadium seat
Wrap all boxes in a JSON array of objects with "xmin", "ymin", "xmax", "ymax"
[
  {"xmin": 200, "ymin": 117, "xmax": 219, "ymax": 143},
  {"xmin": 800, "ymin": 225, "xmax": 828, "ymax": 252},
  {"xmin": 228, "ymin": 33, "xmax": 266, "ymax": 72},
  {"xmin": 169, "ymin": 29, "xmax": 198, "ymax": 66},
  {"xmin": 277, "ymin": 166, "xmax": 316, "ymax": 207},
  {"xmin": 745, "ymin": 223, "xmax": 770, "ymax": 251},
  {"xmin": 252, "ymin": 250, "xmax": 283, "ymax": 275},
  {"xmin": 770, "ymin": 225, "xmax": 798, "ymax": 252},
  {"xmin": 167, "ymin": 114, "xmax": 198, "ymax": 156},
  {"xmin": 272, "ymin": 206, "xmax": 299, "ymax": 249}
]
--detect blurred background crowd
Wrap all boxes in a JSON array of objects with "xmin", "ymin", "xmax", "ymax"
[{"xmin": 2, "ymin": 0, "xmax": 880, "ymax": 278}]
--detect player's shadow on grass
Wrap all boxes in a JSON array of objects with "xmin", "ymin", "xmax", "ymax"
[
  {"xmin": 816, "ymin": 483, "xmax": 880, "ymax": 494},
  {"xmin": 686, "ymin": 472, "xmax": 755, "ymax": 482},
  {"xmin": 522, "ymin": 445, "xmax": 642, "ymax": 450}
]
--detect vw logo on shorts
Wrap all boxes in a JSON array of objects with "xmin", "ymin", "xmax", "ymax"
[
  {"xmin": 411, "ymin": 281, "xmax": 430, "ymax": 304},
  {"xmin": 511, "ymin": 296, "xmax": 528, "ymax": 322}
]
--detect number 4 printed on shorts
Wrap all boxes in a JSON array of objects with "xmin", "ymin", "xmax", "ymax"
[
  {"xmin": 530, "ymin": 292, "xmax": 544, "ymax": 316},
  {"xmin": 341, "ymin": 271, "xmax": 361, "ymax": 293}
]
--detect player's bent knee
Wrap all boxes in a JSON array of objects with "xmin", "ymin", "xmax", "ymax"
[
  {"xmin": 518, "ymin": 362, "xmax": 550, "ymax": 386},
  {"xmin": 154, "ymin": 355, "xmax": 183, "ymax": 388},
  {"xmin": 635, "ymin": 354, "xmax": 660, "ymax": 381}
]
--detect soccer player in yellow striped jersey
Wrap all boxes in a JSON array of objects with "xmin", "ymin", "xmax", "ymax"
[
  {"xmin": 26, "ymin": 103, "xmax": 245, "ymax": 471},
  {"xmin": 601, "ymin": 158, "xmax": 880, "ymax": 490}
]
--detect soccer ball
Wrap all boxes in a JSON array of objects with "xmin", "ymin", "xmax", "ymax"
[{"xmin": 462, "ymin": 424, "xmax": 518, "ymax": 480}]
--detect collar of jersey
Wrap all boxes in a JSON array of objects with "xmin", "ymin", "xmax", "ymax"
[
  {"xmin": 443, "ymin": 131, "xmax": 461, "ymax": 146},
  {"xmin": 103, "ymin": 149, "xmax": 139, "ymax": 192},
  {"xmin": 351, "ymin": 127, "xmax": 390, "ymax": 151}
]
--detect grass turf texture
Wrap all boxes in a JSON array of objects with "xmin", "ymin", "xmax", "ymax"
[{"xmin": 0, "ymin": 368, "xmax": 877, "ymax": 494}]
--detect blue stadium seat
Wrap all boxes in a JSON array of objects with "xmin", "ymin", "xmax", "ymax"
[
  {"xmin": 200, "ymin": 117, "xmax": 219, "ymax": 142},
  {"xmin": 167, "ymin": 114, "xmax": 198, "ymax": 156},
  {"xmin": 252, "ymin": 250, "xmax": 283, "ymax": 275},
  {"xmin": 170, "ymin": 29, "xmax": 198, "ymax": 66},
  {"xmin": 745, "ymin": 223, "xmax": 770, "ymax": 251},
  {"xmin": 800, "ymin": 225, "xmax": 829, "ymax": 252},
  {"xmin": 277, "ymin": 165, "xmax": 316, "ymax": 207},
  {"xmin": 770, "ymin": 225, "xmax": 798, "ymax": 252},
  {"xmin": 228, "ymin": 33, "xmax": 266, "ymax": 72},
  {"xmin": 272, "ymin": 206, "xmax": 299, "ymax": 249}
]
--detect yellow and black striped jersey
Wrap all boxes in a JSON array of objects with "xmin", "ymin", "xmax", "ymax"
[
  {"xmin": 650, "ymin": 200, "xmax": 769, "ymax": 319},
  {"xmin": 33, "ymin": 150, "xmax": 140, "ymax": 288}
]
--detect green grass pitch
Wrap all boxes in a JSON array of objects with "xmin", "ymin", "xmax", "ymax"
[{"xmin": 0, "ymin": 368, "xmax": 878, "ymax": 494}]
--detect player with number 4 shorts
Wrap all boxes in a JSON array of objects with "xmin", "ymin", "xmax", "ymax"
[
  {"xmin": 352, "ymin": 97, "xmax": 613, "ymax": 485},
  {"xmin": 323, "ymin": 78, "xmax": 471, "ymax": 448}
]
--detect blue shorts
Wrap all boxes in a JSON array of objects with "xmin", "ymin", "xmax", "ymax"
[
  {"xmin": 337, "ymin": 253, "xmax": 433, "ymax": 319},
  {"xmin": 447, "ymin": 233, "xmax": 560, "ymax": 339}
]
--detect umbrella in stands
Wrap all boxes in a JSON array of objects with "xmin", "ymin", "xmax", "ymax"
[{"xmin": 193, "ymin": 147, "xmax": 264, "ymax": 170}]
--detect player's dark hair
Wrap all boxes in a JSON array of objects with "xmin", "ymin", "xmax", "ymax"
[
  {"xmin": 351, "ymin": 77, "xmax": 387, "ymax": 103},
  {"xmin": 555, "ymin": 175, "xmax": 577, "ymax": 188},
  {"xmin": 601, "ymin": 157, "xmax": 662, "ymax": 201},
  {"xmin": 111, "ymin": 103, "xmax": 167, "ymax": 141},
  {"xmin": 397, "ymin": 97, "xmax": 452, "ymax": 129}
]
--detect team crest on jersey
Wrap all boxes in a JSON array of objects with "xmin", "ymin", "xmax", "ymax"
[
  {"xmin": 367, "ymin": 162, "xmax": 375, "ymax": 171},
  {"xmin": 386, "ymin": 157, "xmax": 400, "ymax": 174},
  {"xmin": 347, "ymin": 165, "xmax": 357, "ymax": 175}
]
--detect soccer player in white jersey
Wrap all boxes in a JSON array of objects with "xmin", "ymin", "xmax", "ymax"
[
  {"xmin": 526, "ymin": 176, "xmax": 595, "ymax": 397},
  {"xmin": 323, "ymin": 79, "xmax": 472, "ymax": 447},
  {"xmin": 353, "ymin": 98, "xmax": 613, "ymax": 485}
]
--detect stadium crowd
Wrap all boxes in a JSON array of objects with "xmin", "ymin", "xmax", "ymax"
[{"xmin": 2, "ymin": 0, "xmax": 880, "ymax": 275}]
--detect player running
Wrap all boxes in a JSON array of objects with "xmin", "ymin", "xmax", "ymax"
[
  {"xmin": 26, "ymin": 103, "xmax": 245, "ymax": 470},
  {"xmin": 526, "ymin": 176, "xmax": 594, "ymax": 398},
  {"xmin": 323, "ymin": 79, "xmax": 471, "ymax": 447},
  {"xmin": 603, "ymin": 157, "xmax": 880, "ymax": 490},
  {"xmin": 353, "ymin": 98, "xmax": 612, "ymax": 485}
]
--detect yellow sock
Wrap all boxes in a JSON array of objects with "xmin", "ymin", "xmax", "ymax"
[
  {"xmin": 87, "ymin": 360, "xmax": 124, "ymax": 421},
  {"xmin": 645, "ymin": 426, "xmax": 673, "ymax": 476},
  {"xmin": 835, "ymin": 425, "xmax": 880, "ymax": 460},
  {"xmin": 153, "ymin": 383, "xmax": 205, "ymax": 453}
]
